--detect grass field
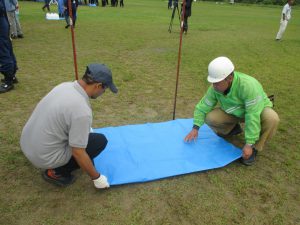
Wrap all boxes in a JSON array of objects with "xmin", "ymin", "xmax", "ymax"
[{"xmin": 0, "ymin": 0, "xmax": 299, "ymax": 224}]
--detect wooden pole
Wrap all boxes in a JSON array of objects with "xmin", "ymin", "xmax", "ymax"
[
  {"xmin": 172, "ymin": 0, "xmax": 186, "ymax": 120},
  {"xmin": 68, "ymin": 0, "xmax": 78, "ymax": 80}
]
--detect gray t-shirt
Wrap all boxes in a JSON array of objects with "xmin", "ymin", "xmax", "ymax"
[{"xmin": 20, "ymin": 81, "xmax": 92, "ymax": 169}]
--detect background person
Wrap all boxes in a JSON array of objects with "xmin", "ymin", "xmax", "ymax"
[
  {"xmin": 20, "ymin": 63, "xmax": 118, "ymax": 188},
  {"xmin": 58, "ymin": 0, "xmax": 64, "ymax": 18},
  {"xmin": 0, "ymin": 0, "xmax": 18, "ymax": 93},
  {"xmin": 64, "ymin": 0, "xmax": 78, "ymax": 28},
  {"xmin": 42, "ymin": 0, "xmax": 50, "ymax": 12},
  {"xmin": 184, "ymin": 56, "xmax": 279, "ymax": 166},
  {"xmin": 4, "ymin": 0, "xmax": 23, "ymax": 39},
  {"xmin": 168, "ymin": 0, "xmax": 172, "ymax": 9},
  {"xmin": 276, "ymin": 0, "xmax": 294, "ymax": 41},
  {"xmin": 182, "ymin": 0, "xmax": 192, "ymax": 34}
]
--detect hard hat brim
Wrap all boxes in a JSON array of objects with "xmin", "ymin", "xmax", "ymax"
[{"xmin": 207, "ymin": 76, "xmax": 225, "ymax": 83}]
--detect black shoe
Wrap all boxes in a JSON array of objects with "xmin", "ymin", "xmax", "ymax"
[
  {"xmin": 227, "ymin": 124, "xmax": 243, "ymax": 136},
  {"xmin": 1, "ymin": 77, "xmax": 18, "ymax": 84},
  {"xmin": 11, "ymin": 34, "xmax": 18, "ymax": 39},
  {"xmin": 42, "ymin": 169, "xmax": 76, "ymax": 187},
  {"xmin": 241, "ymin": 148, "xmax": 258, "ymax": 166},
  {"xmin": 17, "ymin": 34, "xmax": 24, "ymax": 38},
  {"xmin": 65, "ymin": 25, "xmax": 70, "ymax": 29},
  {"xmin": 0, "ymin": 83, "xmax": 14, "ymax": 93}
]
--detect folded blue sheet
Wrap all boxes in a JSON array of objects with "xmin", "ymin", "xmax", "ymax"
[{"xmin": 93, "ymin": 119, "xmax": 242, "ymax": 185}]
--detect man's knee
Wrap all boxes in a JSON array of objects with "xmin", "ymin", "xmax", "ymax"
[
  {"xmin": 262, "ymin": 108, "xmax": 280, "ymax": 129},
  {"xmin": 272, "ymin": 113, "xmax": 280, "ymax": 127},
  {"xmin": 204, "ymin": 111, "xmax": 219, "ymax": 126},
  {"xmin": 99, "ymin": 133, "xmax": 108, "ymax": 148},
  {"xmin": 86, "ymin": 133, "xmax": 108, "ymax": 159},
  {"xmin": 93, "ymin": 133, "xmax": 108, "ymax": 149},
  {"xmin": 204, "ymin": 115, "xmax": 213, "ymax": 126}
]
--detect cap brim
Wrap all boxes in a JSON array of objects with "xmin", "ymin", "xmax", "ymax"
[
  {"xmin": 109, "ymin": 83, "xmax": 118, "ymax": 93},
  {"xmin": 207, "ymin": 76, "xmax": 224, "ymax": 83}
]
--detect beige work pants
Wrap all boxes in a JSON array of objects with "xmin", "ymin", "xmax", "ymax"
[{"xmin": 204, "ymin": 107, "xmax": 280, "ymax": 151}]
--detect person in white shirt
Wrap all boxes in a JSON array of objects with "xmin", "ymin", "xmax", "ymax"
[{"xmin": 276, "ymin": 0, "xmax": 294, "ymax": 41}]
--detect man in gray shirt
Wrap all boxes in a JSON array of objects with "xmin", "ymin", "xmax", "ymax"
[{"xmin": 20, "ymin": 63, "xmax": 118, "ymax": 188}]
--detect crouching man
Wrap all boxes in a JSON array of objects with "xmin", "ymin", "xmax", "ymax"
[
  {"xmin": 184, "ymin": 57, "xmax": 279, "ymax": 166},
  {"xmin": 20, "ymin": 63, "xmax": 118, "ymax": 188}
]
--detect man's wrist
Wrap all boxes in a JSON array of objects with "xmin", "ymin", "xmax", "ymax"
[
  {"xmin": 193, "ymin": 125, "xmax": 200, "ymax": 130},
  {"xmin": 92, "ymin": 173, "xmax": 101, "ymax": 180}
]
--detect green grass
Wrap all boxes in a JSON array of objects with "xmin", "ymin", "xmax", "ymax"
[{"xmin": 0, "ymin": 0, "xmax": 300, "ymax": 224}]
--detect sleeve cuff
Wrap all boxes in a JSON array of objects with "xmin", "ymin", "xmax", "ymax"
[
  {"xmin": 245, "ymin": 140, "xmax": 255, "ymax": 145},
  {"xmin": 193, "ymin": 125, "xmax": 200, "ymax": 130}
]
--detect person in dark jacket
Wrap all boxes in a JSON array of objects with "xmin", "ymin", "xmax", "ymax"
[
  {"xmin": 64, "ymin": 0, "xmax": 78, "ymax": 29},
  {"xmin": 0, "ymin": 0, "xmax": 18, "ymax": 93},
  {"xmin": 168, "ymin": 0, "xmax": 172, "ymax": 9},
  {"xmin": 183, "ymin": 0, "xmax": 192, "ymax": 34},
  {"xmin": 42, "ymin": 0, "xmax": 50, "ymax": 12}
]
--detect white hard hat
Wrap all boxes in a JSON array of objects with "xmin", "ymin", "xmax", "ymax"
[{"xmin": 207, "ymin": 56, "xmax": 235, "ymax": 83}]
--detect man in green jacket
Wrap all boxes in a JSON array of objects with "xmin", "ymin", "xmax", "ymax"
[{"xmin": 184, "ymin": 56, "xmax": 279, "ymax": 166}]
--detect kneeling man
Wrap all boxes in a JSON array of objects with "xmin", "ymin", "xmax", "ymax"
[
  {"xmin": 20, "ymin": 63, "xmax": 118, "ymax": 188},
  {"xmin": 184, "ymin": 57, "xmax": 279, "ymax": 166}
]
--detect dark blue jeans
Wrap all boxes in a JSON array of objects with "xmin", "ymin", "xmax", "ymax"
[
  {"xmin": 55, "ymin": 133, "xmax": 108, "ymax": 177},
  {"xmin": 0, "ymin": 16, "xmax": 17, "ymax": 84},
  {"xmin": 65, "ymin": 5, "xmax": 77, "ymax": 26}
]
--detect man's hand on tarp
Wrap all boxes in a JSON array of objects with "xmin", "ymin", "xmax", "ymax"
[
  {"xmin": 93, "ymin": 175, "xmax": 110, "ymax": 189},
  {"xmin": 242, "ymin": 144, "xmax": 253, "ymax": 160},
  {"xmin": 184, "ymin": 128, "xmax": 199, "ymax": 142}
]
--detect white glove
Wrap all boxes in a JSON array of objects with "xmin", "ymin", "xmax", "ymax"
[{"xmin": 93, "ymin": 175, "xmax": 110, "ymax": 189}]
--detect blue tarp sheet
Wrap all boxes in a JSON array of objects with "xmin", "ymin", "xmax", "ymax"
[{"xmin": 93, "ymin": 119, "xmax": 242, "ymax": 185}]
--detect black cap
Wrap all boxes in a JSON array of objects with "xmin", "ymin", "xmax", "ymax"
[{"xmin": 85, "ymin": 63, "xmax": 118, "ymax": 93}]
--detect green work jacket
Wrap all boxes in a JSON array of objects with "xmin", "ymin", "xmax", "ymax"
[{"xmin": 193, "ymin": 71, "xmax": 273, "ymax": 144}]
